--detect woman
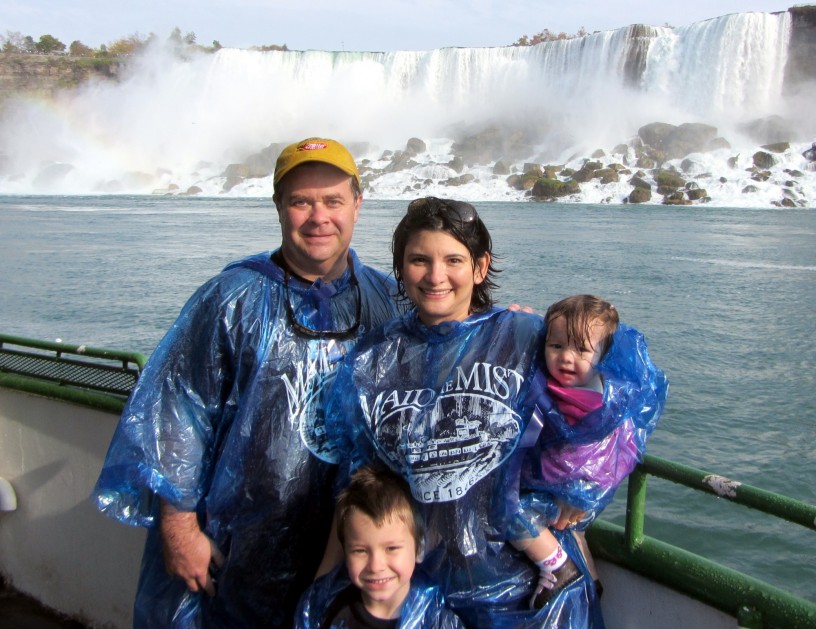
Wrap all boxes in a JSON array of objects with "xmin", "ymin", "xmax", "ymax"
[{"xmin": 323, "ymin": 197, "xmax": 601, "ymax": 627}]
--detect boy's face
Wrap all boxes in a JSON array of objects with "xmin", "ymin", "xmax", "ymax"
[
  {"xmin": 545, "ymin": 315, "xmax": 604, "ymax": 388},
  {"xmin": 344, "ymin": 508, "xmax": 417, "ymax": 619}
]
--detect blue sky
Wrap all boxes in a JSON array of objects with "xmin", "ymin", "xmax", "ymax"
[{"xmin": 0, "ymin": 1, "xmax": 797, "ymax": 51}]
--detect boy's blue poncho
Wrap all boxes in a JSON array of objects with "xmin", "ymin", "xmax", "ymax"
[
  {"xmin": 325, "ymin": 308, "xmax": 604, "ymax": 628},
  {"xmin": 295, "ymin": 565, "xmax": 465, "ymax": 629},
  {"xmin": 91, "ymin": 250, "xmax": 399, "ymax": 627},
  {"xmin": 521, "ymin": 323, "xmax": 669, "ymax": 524}
]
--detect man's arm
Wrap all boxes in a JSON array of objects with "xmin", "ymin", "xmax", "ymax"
[{"xmin": 159, "ymin": 499, "xmax": 223, "ymax": 596}]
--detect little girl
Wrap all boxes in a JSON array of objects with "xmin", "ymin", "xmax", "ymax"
[{"xmin": 513, "ymin": 294, "xmax": 667, "ymax": 608}]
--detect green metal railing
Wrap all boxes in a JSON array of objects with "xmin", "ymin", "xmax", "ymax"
[
  {"xmin": 0, "ymin": 334, "xmax": 146, "ymax": 413},
  {"xmin": 2, "ymin": 333, "xmax": 816, "ymax": 626},
  {"xmin": 587, "ymin": 454, "xmax": 816, "ymax": 629}
]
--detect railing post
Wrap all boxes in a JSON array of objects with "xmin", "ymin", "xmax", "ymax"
[{"xmin": 625, "ymin": 464, "xmax": 647, "ymax": 552}]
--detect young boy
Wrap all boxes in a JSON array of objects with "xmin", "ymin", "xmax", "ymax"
[
  {"xmin": 514, "ymin": 294, "xmax": 666, "ymax": 609},
  {"xmin": 295, "ymin": 465, "xmax": 463, "ymax": 629}
]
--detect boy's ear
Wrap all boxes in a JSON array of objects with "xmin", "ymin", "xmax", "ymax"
[{"xmin": 415, "ymin": 537, "xmax": 425, "ymax": 563}]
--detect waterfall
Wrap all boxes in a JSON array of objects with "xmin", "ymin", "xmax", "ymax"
[{"xmin": 0, "ymin": 8, "xmax": 813, "ymax": 205}]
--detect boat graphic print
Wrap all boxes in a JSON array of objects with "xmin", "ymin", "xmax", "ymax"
[{"xmin": 377, "ymin": 391, "xmax": 522, "ymax": 503}]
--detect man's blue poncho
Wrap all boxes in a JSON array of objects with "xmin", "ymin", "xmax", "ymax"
[
  {"xmin": 91, "ymin": 250, "xmax": 399, "ymax": 627},
  {"xmin": 295, "ymin": 565, "xmax": 465, "ymax": 628},
  {"xmin": 324, "ymin": 308, "xmax": 606, "ymax": 628}
]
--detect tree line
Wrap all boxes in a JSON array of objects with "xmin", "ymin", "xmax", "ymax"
[
  {"xmin": 1, "ymin": 24, "xmax": 606, "ymax": 57},
  {"xmin": 0, "ymin": 27, "xmax": 288, "ymax": 57}
]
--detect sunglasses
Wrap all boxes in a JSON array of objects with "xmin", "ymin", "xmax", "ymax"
[
  {"xmin": 406, "ymin": 197, "xmax": 478, "ymax": 223},
  {"xmin": 283, "ymin": 266, "xmax": 362, "ymax": 339}
]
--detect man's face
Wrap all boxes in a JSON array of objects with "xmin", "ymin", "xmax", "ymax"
[{"xmin": 276, "ymin": 162, "xmax": 361, "ymax": 281}]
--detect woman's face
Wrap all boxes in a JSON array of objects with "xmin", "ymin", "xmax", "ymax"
[{"xmin": 401, "ymin": 229, "xmax": 489, "ymax": 326}]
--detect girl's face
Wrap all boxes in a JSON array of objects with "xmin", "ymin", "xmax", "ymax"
[
  {"xmin": 545, "ymin": 315, "xmax": 605, "ymax": 388},
  {"xmin": 401, "ymin": 229, "xmax": 489, "ymax": 327},
  {"xmin": 344, "ymin": 509, "xmax": 417, "ymax": 620}
]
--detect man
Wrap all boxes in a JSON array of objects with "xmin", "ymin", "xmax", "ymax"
[{"xmin": 92, "ymin": 138, "xmax": 400, "ymax": 627}]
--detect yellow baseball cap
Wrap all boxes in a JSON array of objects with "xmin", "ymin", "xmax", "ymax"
[{"xmin": 273, "ymin": 137, "xmax": 360, "ymax": 187}]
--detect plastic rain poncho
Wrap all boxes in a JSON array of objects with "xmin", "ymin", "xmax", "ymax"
[
  {"xmin": 91, "ymin": 249, "xmax": 400, "ymax": 628},
  {"xmin": 520, "ymin": 323, "xmax": 669, "ymax": 527},
  {"xmin": 324, "ymin": 308, "xmax": 603, "ymax": 628},
  {"xmin": 295, "ymin": 564, "xmax": 465, "ymax": 629}
]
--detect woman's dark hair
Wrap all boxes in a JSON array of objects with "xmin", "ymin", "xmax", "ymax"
[{"xmin": 391, "ymin": 197, "xmax": 499, "ymax": 313}]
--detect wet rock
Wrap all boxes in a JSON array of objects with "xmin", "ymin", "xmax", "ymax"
[
  {"xmin": 492, "ymin": 160, "xmax": 510, "ymax": 175},
  {"xmin": 752, "ymin": 151, "xmax": 776, "ymax": 169},
  {"xmin": 629, "ymin": 175, "xmax": 651, "ymax": 190},
  {"xmin": 686, "ymin": 187, "xmax": 708, "ymax": 201},
  {"xmin": 655, "ymin": 169, "xmax": 686, "ymax": 190},
  {"xmin": 740, "ymin": 115, "xmax": 794, "ymax": 144},
  {"xmin": 761, "ymin": 142, "xmax": 790, "ymax": 154},
  {"xmin": 662, "ymin": 191, "xmax": 691, "ymax": 205},
  {"xmin": 638, "ymin": 121, "xmax": 718, "ymax": 159},
  {"xmin": 222, "ymin": 163, "xmax": 250, "ymax": 191},
  {"xmin": 406, "ymin": 137, "xmax": 426, "ymax": 156},
  {"xmin": 596, "ymin": 168, "xmax": 620, "ymax": 184},
  {"xmin": 636, "ymin": 154, "xmax": 656, "ymax": 169},
  {"xmin": 628, "ymin": 187, "xmax": 651, "ymax": 203},
  {"xmin": 708, "ymin": 137, "xmax": 731, "ymax": 151},
  {"xmin": 444, "ymin": 174, "xmax": 476, "ymax": 186},
  {"xmin": 531, "ymin": 177, "xmax": 580, "ymax": 199},
  {"xmin": 448, "ymin": 155, "xmax": 465, "ymax": 173}
]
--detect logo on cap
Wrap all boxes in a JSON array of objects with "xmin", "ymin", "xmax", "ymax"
[{"xmin": 298, "ymin": 142, "xmax": 328, "ymax": 151}]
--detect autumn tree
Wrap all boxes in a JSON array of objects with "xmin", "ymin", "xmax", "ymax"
[
  {"xmin": 69, "ymin": 40, "xmax": 94, "ymax": 56},
  {"xmin": 107, "ymin": 33, "xmax": 149, "ymax": 56}
]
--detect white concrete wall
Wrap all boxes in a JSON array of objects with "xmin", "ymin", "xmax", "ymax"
[{"xmin": 0, "ymin": 388, "xmax": 145, "ymax": 628}]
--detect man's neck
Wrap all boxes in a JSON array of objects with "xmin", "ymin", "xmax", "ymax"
[{"xmin": 276, "ymin": 249, "xmax": 350, "ymax": 282}]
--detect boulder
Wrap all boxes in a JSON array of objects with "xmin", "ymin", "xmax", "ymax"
[
  {"xmin": 686, "ymin": 187, "xmax": 708, "ymax": 201},
  {"xmin": 628, "ymin": 187, "xmax": 651, "ymax": 204},
  {"xmin": 740, "ymin": 115, "xmax": 794, "ymax": 144},
  {"xmin": 444, "ymin": 174, "xmax": 476, "ymax": 186},
  {"xmin": 531, "ymin": 177, "xmax": 580, "ymax": 199},
  {"xmin": 629, "ymin": 175, "xmax": 651, "ymax": 190},
  {"xmin": 596, "ymin": 168, "xmax": 620, "ymax": 184},
  {"xmin": 638, "ymin": 121, "xmax": 718, "ymax": 159},
  {"xmin": 492, "ymin": 160, "xmax": 510, "ymax": 175},
  {"xmin": 406, "ymin": 137, "xmax": 426, "ymax": 156},
  {"xmin": 662, "ymin": 191, "xmax": 691, "ymax": 205},
  {"xmin": 761, "ymin": 142, "xmax": 790, "ymax": 154},
  {"xmin": 655, "ymin": 169, "xmax": 686, "ymax": 190}
]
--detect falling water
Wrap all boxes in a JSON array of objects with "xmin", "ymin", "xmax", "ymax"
[{"xmin": 0, "ymin": 8, "xmax": 813, "ymax": 204}]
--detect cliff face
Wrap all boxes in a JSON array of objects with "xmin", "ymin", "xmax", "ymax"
[
  {"xmin": 785, "ymin": 5, "xmax": 816, "ymax": 91},
  {"xmin": 0, "ymin": 54, "xmax": 121, "ymax": 103}
]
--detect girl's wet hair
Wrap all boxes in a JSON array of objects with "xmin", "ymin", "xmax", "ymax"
[
  {"xmin": 391, "ymin": 197, "xmax": 499, "ymax": 312},
  {"xmin": 336, "ymin": 464, "xmax": 424, "ymax": 551},
  {"xmin": 545, "ymin": 294, "xmax": 619, "ymax": 358}
]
